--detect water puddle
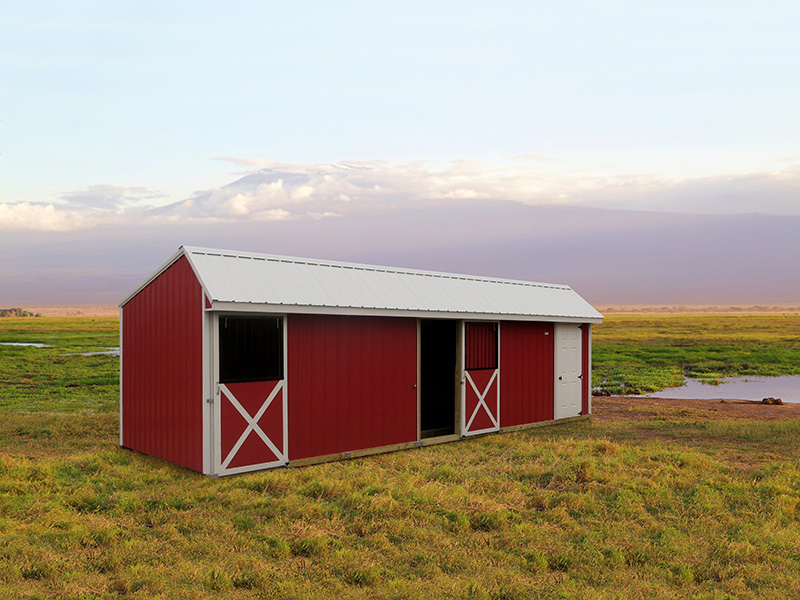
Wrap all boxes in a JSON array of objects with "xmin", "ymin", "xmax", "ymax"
[
  {"xmin": 63, "ymin": 348, "xmax": 120, "ymax": 357},
  {"xmin": 0, "ymin": 342, "xmax": 119, "ymax": 356},
  {"xmin": 647, "ymin": 375, "xmax": 800, "ymax": 404}
]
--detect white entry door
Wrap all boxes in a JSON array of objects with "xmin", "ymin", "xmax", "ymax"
[{"xmin": 554, "ymin": 324, "xmax": 582, "ymax": 419}]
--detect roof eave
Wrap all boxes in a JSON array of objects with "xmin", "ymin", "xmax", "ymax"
[{"xmin": 205, "ymin": 300, "xmax": 603, "ymax": 323}]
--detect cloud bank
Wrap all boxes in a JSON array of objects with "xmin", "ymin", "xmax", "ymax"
[
  {"xmin": 2, "ymin": 159, "xmax": 800, "ymax": 232},
  {"xmin": 0, "ymin": 185, "xmax": 169, "ymax": 232},
  {"xmin": 3, "ymin": 202, "xmax": 799, "ymax": 307}
]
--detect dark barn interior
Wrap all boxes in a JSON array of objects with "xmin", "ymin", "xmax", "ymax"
[{"xmin": 420, "ymin": 319, "xmax": 458, "ymax": 438}]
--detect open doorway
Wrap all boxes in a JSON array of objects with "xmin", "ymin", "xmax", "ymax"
[{"xmin": 420, "ymin": 319, "xmax": 458, "ymax": 439}]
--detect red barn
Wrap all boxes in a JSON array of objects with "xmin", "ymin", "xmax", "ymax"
[{"xmin": 119, "ymin": 246, "xmax": 603, "ymax": 476}]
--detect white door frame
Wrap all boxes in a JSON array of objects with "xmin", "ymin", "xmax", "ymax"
[{"xmin": 210, "ymin": 312, "xmax": 289, "ymax": 476}]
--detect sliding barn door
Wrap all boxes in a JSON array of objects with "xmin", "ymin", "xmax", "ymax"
[{"xmin": 462, "ymin": 322, "xmax": 500, "ymax": 437}]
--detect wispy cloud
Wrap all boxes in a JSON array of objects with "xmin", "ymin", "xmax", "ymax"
[
  {"xmin": 512, "ymin": 153, "xmax": 562, "ymax": 162},
  {"xmin": 215, "ymin": 157, "xmax": 280, "ymax": 169},
  {"xmin": 60, "ymin": 185, "xmax": 168, "ymax": 209},
  {"xmin": 3, "ymin": 160, "xmax": 800, "ymax": 232}
]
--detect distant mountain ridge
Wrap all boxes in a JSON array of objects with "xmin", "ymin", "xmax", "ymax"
[{"xmin": 2, "ymin": 202, "xmax": 799, "ymax": 306}]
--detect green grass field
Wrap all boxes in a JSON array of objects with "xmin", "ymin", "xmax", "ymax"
[
  {"xmin": 1, "ymin": 316, "xmax": 800, "ymax": 599},
  {"xmin": 0, "ymin": 318, "xmax": 119, "ymax": 413},
  {"xmin": 592, "ymin": 313, "xmax": 800, "ymax": 395}
]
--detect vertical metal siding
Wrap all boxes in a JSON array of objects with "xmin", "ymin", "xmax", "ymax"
[
  {"xmin": 465, "ymin": 322, "xmax": 497, "ymax": 370},
  {"xmin": 582, "ymin": 324, "xmax": 591, "ymax": 416},
  {"xmin": 121, "ymin": 256, "xmax": 204, "ymax": 472},
  {"xmin": 499, "ymin": 321, "xmax": 555, "ymax": 427},
  {"xmin": 287, "ymin": 314, "xmax": 417, "ymax": 460},
  {"xmin": 220, "ymin": 380, "xmax": 284, "ymax": 469}
]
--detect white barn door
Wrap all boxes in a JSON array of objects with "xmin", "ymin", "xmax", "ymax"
[{"xmin": 554, "ymin": 324, "xmax": 582, "ymax": 420}]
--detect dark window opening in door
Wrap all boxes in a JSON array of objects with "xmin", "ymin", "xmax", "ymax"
[
  {"xmin": 219, "ymin": 316, "xmax": 283, "ymax": 383},
  {"xmin": 420, "ymin": 319, "xmax": 457, "ymax": 439}
]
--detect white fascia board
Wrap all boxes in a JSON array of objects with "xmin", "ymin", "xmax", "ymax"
[
  {"xmin": 118, "ymin": 247, "xmax": 186, "ymax": 307},
  {"xmin": 206, "ymin": 301, "xmax": 603, "ymax": 324},
  {"xmin": 181, "ymin": 247, "xmax": 214, "ymax": 304},
  {"xmin": 118, "ymin": 306, "xmax": 124, "ymax": 447},
  {"xmin": 119, "ymin": 245, "xmax": 215, "ymax": 309}
]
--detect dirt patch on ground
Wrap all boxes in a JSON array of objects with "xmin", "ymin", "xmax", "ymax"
[{"xmin": 592, "ymin": 396, "xmax": 800, "ymax": 423}]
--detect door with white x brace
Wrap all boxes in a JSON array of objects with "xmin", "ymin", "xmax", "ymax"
[
  {"xmin": 214, "ymin": 314, "xmax": 288, "ymax": 475},
  {"xmin": 461, "ymin": 321, "xmax": 500, "ymax": 437}
]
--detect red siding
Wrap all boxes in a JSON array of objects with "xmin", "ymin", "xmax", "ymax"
[
  {"xmin": 582, "ymin": 324, "xmax": 591, "ymax": 416},
  {"xmin": 221, "ymin": 380, "xmax": 283, "ymax": 468},
  {"xmin": 287, "ymin": 314, "xmax": 417, "ymax": 460},
  {"xmin": 465, "ymin": 322, "xmax": 497, "ymax": 370},
  {"xmin": 121, "ymin": 256, "xmax": 204, "ymax": 472},
  {"xmin": 464, "ymin": 369, "xmax": 499, "ymax": 433},
  {"xmin": 500, "ymin": 321, "xmax": 554, "ymax": 427}
]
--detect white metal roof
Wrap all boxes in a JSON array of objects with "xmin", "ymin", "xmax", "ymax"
[
  {"xmin": 192, "ymin": 246, "xmax": 602, "ymax": 322},
  {"xmin": 122, "ymin": 246, "xmax": 602, "ymax": 322}
]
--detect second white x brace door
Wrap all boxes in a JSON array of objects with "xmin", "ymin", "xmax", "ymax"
[{"xmin": 461, "ymin": 322, "xmax": 500, "ymax": 436}]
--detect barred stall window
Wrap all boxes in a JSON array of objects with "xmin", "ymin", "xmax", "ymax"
[{"xmin": 219, "ymin": 316, "xmax": 283, "ymax": 383}]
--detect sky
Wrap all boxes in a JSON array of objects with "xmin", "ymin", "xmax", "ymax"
[{"xmin": 1, "ymin": 1, "xmax": 799, "ymax": 305}]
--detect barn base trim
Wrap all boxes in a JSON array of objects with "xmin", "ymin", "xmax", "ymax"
[
  {"xmin": 287, "ymin": 434, "xmax": 462, "ymax": 469},
  {"xmin": 269, "ymin": 416, "xmax": 589, "ymax": 472}
]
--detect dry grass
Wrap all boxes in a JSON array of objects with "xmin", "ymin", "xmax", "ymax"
[
  {"xmin": 2, "ymin": 411, "xmax": 800, "ymax": 599},
  {"xmin": 3, "ymin": 317, "xmax": 800, "ymax": 599}
]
